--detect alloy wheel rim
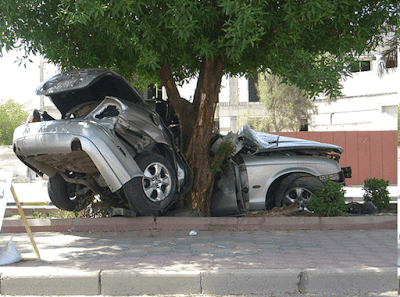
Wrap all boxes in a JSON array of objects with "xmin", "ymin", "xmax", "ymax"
[
  {"xmin": 283, "ymin": 187, "xmax": 313, "ymax": 211},
  {"xmin": 142, "ymin": 162, "xmax": 172, "ymax": 202}
]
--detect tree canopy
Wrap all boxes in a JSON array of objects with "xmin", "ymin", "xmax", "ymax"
[
  {"xmin": 1, "ymin": 1, "xmax": 398, "ymax": 96},
  {"xmin": 1, "ymin": 0, "xmax": 398, "ymax": 213}
]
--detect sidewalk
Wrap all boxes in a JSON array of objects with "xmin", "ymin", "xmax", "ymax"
[{"xmin": 0, "ymin": 228, "xmax": 397, "ymax": 296}]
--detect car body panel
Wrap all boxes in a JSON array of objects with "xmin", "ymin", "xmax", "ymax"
[
  {"xmin": 36, "ymin": 68, "xmax": 144, "ymax": 117},
  {"xmin": 13, "ymin": 114, "xmax": 142, "ymax": 192},
  {"xmin": 240, "ymin": 153, "xmax": 343, "ymax": 210}
]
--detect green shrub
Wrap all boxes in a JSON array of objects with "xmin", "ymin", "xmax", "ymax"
[
  {"xmin": 308, "ymin": 180, "xmax": 347, "ymax": 216},
  {"xmin": 363, "ymin": 178, "xmax": 390, "ymax": 210},
  {"xmin": 210, "ymin": 140, "xmax": 235, "ymax": 173},
  {"xmin": 0, "ymin": 99, "xmax": 30, "ymax": 145}
]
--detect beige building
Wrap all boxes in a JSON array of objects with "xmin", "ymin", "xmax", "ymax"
[
  {"xmin": 180, "ymin": 52, "xmax": 399, "ymax": 134},
  {"xmin": 39, "ymin": 57, "xmax": 61, "ymax": 118}
]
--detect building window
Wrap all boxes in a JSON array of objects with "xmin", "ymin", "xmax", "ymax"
[
  {"xmin": 384, "ymin": 51, "xmax": 398, "ymax": 68},
  {"xmin": 360, "ymin": 61, "xmax": 371, "ymax": 71},
  {"xmin": 300, "ymin": 118, "xmax": 308, "ymax": 131},
  {"xmin": 351, "ymin": 60, "xmax": 371, "ymax": 72},
  {"xmin": 248, "ymin": 73, "xmax": 259, "ymax": 102}
]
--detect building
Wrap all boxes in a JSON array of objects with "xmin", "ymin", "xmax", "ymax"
[
  {"xmin": 39, "ymin": 57, "xmax": 61, "ymax": 118},
  {"xmin": 312, "ymin": 52, "xmax": 399, "ymax": 131},
  {"xmin": 178, "ymin": 43, "xmax": 399, "ymax": 134}
]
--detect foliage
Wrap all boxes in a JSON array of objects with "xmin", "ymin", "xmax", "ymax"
[
  {"xmin": 363, "ymin": 178, "xmax": 390, "ymax": 210},
  {"xmin": 210, "ymin": 140, "xmax": 236, "ymax": 173},
  {"xmin": 0, "ymin": 99, "xmax": 30, "ymax": 145},
  {"xmin": 72, "ymin": 194, "xmax": 110, "ymax": 218},
  {"xmin": 240, "ymin": 73, "xmax": 315, "ymax": 132},
  {"xmin": 1, "ymin": 1, "xmax": 397, "ymax": 96},
  {"xmin": 308, "ymin": 180, "xmax": 347, "ymax": 216},
  {"xmin": 32, "ymin": 211, "xmax": 51, "ymax": 219}
]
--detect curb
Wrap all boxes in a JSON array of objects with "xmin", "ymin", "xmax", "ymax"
[
  {"xmin": 1, "ymin": 215, "xmax": 396, "ymax": 233},
  {"xmin": 0, "ymin": 267, "xmax": 396, "ymax": 295}
]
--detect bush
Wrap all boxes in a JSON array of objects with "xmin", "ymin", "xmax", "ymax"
[
  {"xmin": 0, "ymin": 99, "xmax": 30, "ymax": 145},
  {"xmin": 363, "ymin": 178, "xmax": 390, "ymax": 210},
  {"xmin": 308, "ymin": 180, "xmax": 347, "ymax": 216}
]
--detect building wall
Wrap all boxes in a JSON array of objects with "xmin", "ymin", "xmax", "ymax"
[
  {"xmin": 311, "ymin": 53, "xmax": 399, "ymax": 132},
  {"xmin": 39, "ymin": 57, "xmax": 61, "ymax": 119}
]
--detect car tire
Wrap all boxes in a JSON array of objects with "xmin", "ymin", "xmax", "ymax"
[
  {"xmin": 48, "ymin": 173, "xmax": 91, "ymax": 211},
  {"xmin": 123, "ymin": 154, "xmax": 177, "ymax": 215},
  {"xmin": 276, "ymin": 176, "xmax": 323, "ymax": 211}
]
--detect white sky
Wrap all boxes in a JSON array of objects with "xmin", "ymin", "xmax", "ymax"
[{"xmin": 0, "ymin": 49, "xmax": 42, "ymax": 109}]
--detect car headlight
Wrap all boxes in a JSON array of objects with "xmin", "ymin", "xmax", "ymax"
[{"xmin": 319, "ymin": 172, "xmax": 341, "ymax": 182}]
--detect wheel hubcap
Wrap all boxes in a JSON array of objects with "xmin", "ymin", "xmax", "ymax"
[
  {"xmin": 283, "ymin": 187, "xmax": 313, "ymax": 212},
  {"xmin": 142, "ymin": 162, "xmax": 172, "ymax": 202}
]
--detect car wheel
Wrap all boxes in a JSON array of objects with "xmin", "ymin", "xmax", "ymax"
[
  {"xmin": 123, "ymin": 154, "xmax": 176, "ymax": 215},
  {"xmin": 279, "ymin": 176, "xmax": 323, "ymax": 211},
  {"xmin": 48, "ymin": 173, "xmax": 92, "ymax": 211}
]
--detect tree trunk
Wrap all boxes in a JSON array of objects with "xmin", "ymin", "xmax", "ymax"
[{"xmin": 160, "ymin": 58, "xmax": 226, "ymax": 215}]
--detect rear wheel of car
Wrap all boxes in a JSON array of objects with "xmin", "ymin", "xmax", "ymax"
[
  {"xmin": 277, "ymin": 176, "xmax": 323, "ymax": 211},
  {"xmin": 48, "ymin": 173, "xmax": 92, "ymax": 211},
  {"xmin": 123, "ymin": 154, "xmax": 176, "ymax": 216}
]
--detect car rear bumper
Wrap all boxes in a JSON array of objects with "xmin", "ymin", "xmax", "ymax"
[{"xmin": 13, "ymin": 119, "xmax": 143, "ymax": 192}]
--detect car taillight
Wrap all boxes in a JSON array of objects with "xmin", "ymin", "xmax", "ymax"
[{"xmin": 26, "ymin": 109, "xmax": 41, "ymax": 124}]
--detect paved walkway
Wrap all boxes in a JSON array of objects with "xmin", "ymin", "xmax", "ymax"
[
  {"xmin": 1, "ymin": 229, "xmax": 396, "ymax": 270},
  {"xmin": 0, "ymin": 229, "xmax": 397, "ymax": 296}
]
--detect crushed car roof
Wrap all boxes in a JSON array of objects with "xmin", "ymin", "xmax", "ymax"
[
  {"xmin": 237, "ymin": 125, "xmax": 343, "ymax": 154},
  {"xmin": 36, "ymin": 68, "xmax": 144, "ymax": 116}
]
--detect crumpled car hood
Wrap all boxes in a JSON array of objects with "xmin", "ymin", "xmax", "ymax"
[
  {"xmin": 36, "ymin": 68, "xmax": 144, "ymax": 117},
  {"xmin": 237, "ymin": 125, "xmax": 343, "ymax": 153}
]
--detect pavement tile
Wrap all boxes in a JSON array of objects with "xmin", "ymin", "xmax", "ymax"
[{"xmin": 1, "ymin": 228, "xmax": 396, "ymax": 279}]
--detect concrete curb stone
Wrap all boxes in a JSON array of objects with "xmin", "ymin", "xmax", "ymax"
[
  {"xmin": 2, "ymin": 215, "xmax": 396, "ymax": 233},
  {"xmin": 1, "ymin": 268, "xmax": 396, "ymax": 295},
  {"xmin": 101, "ymin": 270, "xmax": 201, "ymax": 295},
  {"xmin": 303, "ymin": 267, "xmax": 397, "ymax": 295},
  {"xmin": 155, "ymin": 217, "xmax": 238, "ymax": 231},
  {"xmin": 201, "ymin": 269, "xmax": 302, "ymax": 295},
  {"xmin": 0, "ymin": 267, "xmax": 100, "ymax": 295}
]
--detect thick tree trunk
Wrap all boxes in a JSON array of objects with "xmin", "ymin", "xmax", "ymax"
[{"xmin": 160, "ymin": 58, "xmax": 226, "ymax": 215}]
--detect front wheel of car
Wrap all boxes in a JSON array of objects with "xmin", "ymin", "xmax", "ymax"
[
  {"xmin": 123, "ymin": 154, "xmax": 176, "ymax": 216},
  {"xmin": 48, "ymin": 173, "xmax": 92, "ymax": 211},
  {"xmin": 277, "ymin": 176, "xmax": 323, "ymax": 211}
]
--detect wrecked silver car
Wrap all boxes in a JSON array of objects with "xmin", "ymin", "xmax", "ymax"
[
  {"xmin": 13, "ymin": 68, "xmax": 351, "ymax": 217},
  {"xmin": 210, "ymin": 126, "xmax": 351, "ymax": 216},
  {"xmin": 13, "ymin": 68, "xmax": 193, "ymax": 215}
]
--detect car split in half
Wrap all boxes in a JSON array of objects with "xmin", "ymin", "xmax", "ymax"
[{"xmin": 12, "ymin": 68, "xmax": 351, "ymax": 216}]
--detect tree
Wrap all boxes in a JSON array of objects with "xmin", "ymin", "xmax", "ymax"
[
  {"xmin": 0, "ymin": 99, "xmax": 29, "ymax": 145},
  {"xmin": 240, "ymin": 73, "xmax": 315, "ymax": 132},
  {"xmin": 377, "ymin": 31, "xmax": 398, "ymax": 77},
  {"xmin": 1, "ymin": 0, "xmax": 398, "ymax": 214}
]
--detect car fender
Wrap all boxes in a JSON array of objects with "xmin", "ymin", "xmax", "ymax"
[{"xmin": 239, "ymin": 153, "xmax": 342, "ymax": 211}]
